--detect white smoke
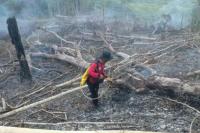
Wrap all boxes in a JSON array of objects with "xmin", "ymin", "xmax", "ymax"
[
  {"xmin": 0, "ymin": 0, "xmax": 39, "ymax": 38},
  {"xmin": 0, "ymin": 4, "xmax": 9, "ymax": 38},
  {"xmin": 159, "ymin": 0, "xmax": 197, "ymax": 29},
  {"xmin": 0, "ymin": 0, "xmax": 198, "ymax": 38}
]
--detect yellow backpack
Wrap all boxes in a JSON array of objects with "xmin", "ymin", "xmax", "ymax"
[
  {"xmin": 80, "ymin": 61, "xmax": 99, "ymax": 86},
  {"xmin": 80, "ymin": 67, "xmax": 90, "ymax": 86}
]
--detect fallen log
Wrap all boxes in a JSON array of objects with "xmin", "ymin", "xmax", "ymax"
[
  {"xmin": 67, "ymin": 34, "xmax": 103, "ymax": 42},
  {"xmin": 0, "ymin": 85, "xmax": 86, "ymax": 119},
  {"xmin": 187, "ymin": 70, "xmax": 200, "ymax": 77},
  {"xmin": 31, "ymin": 52, "xmax": 89, "ymax": 69},
  {"xmin": 0, "ymin": 126, "xmax": 162, "ymax": 133},
  {"xmin": 0, "ymin": 98, "xmax": 29, "ymax": 114},
  {"xmin": 147, "ymin": 76, "xmax": 200, "ymax": 95},
  {"xmin": 52, "ymin": 45, "xmax": 76, "ymax": 56},
  {"xmin": 39, "ymin": 27, "xmax": 75, "ymax": 45},
  {"xmin": 15, "ymin": 121, "xmax": 143, "ymax": 126},
  {"xmin": 55, "ymin": 76, "xmax": 81, "ymax": 88},
  {"xmin": 81, "ymin": 31, "xmax": 157, "ymax": 41}
]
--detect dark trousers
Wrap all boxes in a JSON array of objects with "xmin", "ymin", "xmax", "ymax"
[{"xmin": 87, "ymin": 81, "xmax": 99, "ymax": 106}]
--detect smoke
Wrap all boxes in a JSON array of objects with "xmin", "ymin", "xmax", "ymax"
[
  {"xmin": 90, "ymin": 0, "xmax": 197, "ymax": 30},
  {"xmin": 0, "ymin": 3, "xmax": 9, "ymax": 38},
  {"xmin": 0, "ymin": 0, "xmax": 198, "ymax": 39},
  {"xmin": 0, "ymin": 0, "xmax": 43, "ymax": 39},
  {"xmin": 159, "ymin": 0, "xmax": 196, "ymax": 29}
]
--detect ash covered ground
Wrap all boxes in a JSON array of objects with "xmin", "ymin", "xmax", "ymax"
[{"xmin": 0, "ymin": 18, "xmax": 200, "ymax": 133}]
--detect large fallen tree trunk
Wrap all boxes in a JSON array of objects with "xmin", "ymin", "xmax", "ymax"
[
  {"xmin": 31, "ymin": 52, "xmax": 89, "ymax": 69},
  {"xmin": 0, "ymin": 126, "xmax": 162, "ymax": 133},
  {"xmin": 147, "ymin": 76, "xmax": 200, "ymax": 95}
]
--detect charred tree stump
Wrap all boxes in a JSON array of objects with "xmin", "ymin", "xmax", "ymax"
[{"xmin": 7, "ymin": 17, "xmax": 32, "ymax": 82}]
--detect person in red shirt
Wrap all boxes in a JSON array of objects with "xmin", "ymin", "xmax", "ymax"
[{"xmin": 87, "ymin": 51, "xmax": 112, "ymax": 107}]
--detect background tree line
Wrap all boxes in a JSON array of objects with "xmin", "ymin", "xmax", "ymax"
[{"xmin": 0, "ymin": 0, "xmax": 200, "ymax": 32}]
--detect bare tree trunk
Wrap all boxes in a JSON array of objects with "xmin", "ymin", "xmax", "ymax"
[{"xmin": 7, "ymin": 17, "xmax": 32, "ymax": 82}]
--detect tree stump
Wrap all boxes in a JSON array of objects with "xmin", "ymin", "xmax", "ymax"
[{"xmin": 7, "ymin": 17, "xmax": 32, "ymax": 82}]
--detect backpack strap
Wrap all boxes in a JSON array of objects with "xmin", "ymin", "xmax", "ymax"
[{"xmin": 95, "ymin": 60, "xmax": 99, "ymax": 73}]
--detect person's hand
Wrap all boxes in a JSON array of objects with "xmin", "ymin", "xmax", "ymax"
[
  {"xmin": 99, "ymin": 74, "xmax": 104, "ymax": 79},
  {"xmin": 106, "ymin": 77, "xmax": 112, "ymax": 82}
]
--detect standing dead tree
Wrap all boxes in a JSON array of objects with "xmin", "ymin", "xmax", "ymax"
[{"xmin": 7, "ymin": 17, "xmax": 32, "ymax": 81}]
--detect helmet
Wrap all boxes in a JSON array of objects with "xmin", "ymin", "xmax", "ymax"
[{"xmin": 101, "ymin": 50, "xmax": 113, "ymax": 61}]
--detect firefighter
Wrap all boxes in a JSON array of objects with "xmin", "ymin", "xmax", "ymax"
[{"xmin": 86, "ymin": 51, "xmax": 112, "ymax": 107}]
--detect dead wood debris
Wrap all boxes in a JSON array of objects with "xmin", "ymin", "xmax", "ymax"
[{"xmin": 0, "ymin": 18, "xmax": 200, "ymax": 132}]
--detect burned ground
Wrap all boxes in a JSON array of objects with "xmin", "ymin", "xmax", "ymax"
[{"xmin": 0, "ymin": 18, "xmax": 200, "ymax": 133}]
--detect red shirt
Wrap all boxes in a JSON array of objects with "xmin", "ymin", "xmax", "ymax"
[{"xmin": 88, "ymin": 60, "xmax": 106, "ymax": 84}]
